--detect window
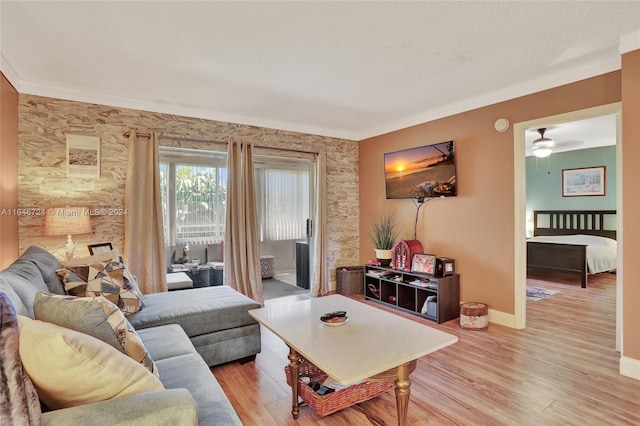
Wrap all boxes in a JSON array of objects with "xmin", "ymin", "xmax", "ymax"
[
  {"xmin": 159, "ymin": 149, "xmax": 227, "ymax": 245},
  {"xmin": 255, "ymin": 160, "xmax": 311, "ymax": 241},
  {"xmin": 160, "ymin": 147, "xmax": 312, "ymax": 245}
]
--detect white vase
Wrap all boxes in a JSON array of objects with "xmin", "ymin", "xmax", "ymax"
[{"xmin": 374, "ymin": 249, "xmax": 393, "ymax": 267}]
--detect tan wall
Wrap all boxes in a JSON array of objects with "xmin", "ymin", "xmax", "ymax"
[
  {"xmin": 621, "ymin": 49, "xmax": 640, "ymax": 361},
  {"xmin": 0, "ymin": 73, "xmax": 19, "ymax": 268},
  {"xmin": 359, "ymin": 72, "xmax": 622, "ymax": 314},
  {"xmin": 360, "ymin": 67, "xmax": 640, "ymax": 366},
  {"xmin": 18, "ymin": 95, "xmax": 359, "ymax": 287}
]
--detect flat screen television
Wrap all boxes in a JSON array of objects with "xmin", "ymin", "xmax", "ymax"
[{"xmin": 384, "ymin": 140, "xmax": 457, "ymax": 199}]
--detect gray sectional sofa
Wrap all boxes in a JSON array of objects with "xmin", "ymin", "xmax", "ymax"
[{"xmin": 0, "ymin": 246, "xmax": 262, "ymax": 425}]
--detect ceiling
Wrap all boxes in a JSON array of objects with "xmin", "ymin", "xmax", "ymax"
[{"xmin": 1, "ymin": 1, "xmax": 639, "ymax": 141}]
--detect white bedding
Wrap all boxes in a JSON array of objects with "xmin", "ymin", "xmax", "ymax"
[{"xmin": 528, "ymin": 234, "xmax": 617, "ymax": 274}]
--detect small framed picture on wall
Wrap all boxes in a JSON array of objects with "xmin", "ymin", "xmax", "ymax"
[
  {"xmin": 88, "ymin": 242, "xmax": 113, "ymax": 255},
  {"xmin": 66, "ymin": 134, "xmax": 100, "ymax": 178}
]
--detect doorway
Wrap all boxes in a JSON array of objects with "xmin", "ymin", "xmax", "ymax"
[
  {"xmin": 513, "ymin": 102, "xmax": 623, "ymax": 351},
  {"xmin": 255, "ymin": 155, "xmax": 316, "ymax": 293}
]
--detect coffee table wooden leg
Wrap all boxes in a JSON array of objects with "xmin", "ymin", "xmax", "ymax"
[
  {"xmin": 395, "ymin": 362, "xmax": 412, "ymax": 426},
  {"xmin": 287, "ymin": 346, "xmax": 302, "ymax": 419}
]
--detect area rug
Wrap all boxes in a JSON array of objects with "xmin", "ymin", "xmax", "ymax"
[
  {"xmin": 526, "ymin": 286, "xmax": 559, "ymax": 301},
  {"xmin": 262, "ymin": 278, "xmax": 308, "ymax": 300}
]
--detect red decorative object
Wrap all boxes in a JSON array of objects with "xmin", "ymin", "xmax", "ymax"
[{"xmin": 392, "ymin": 239, "xmax": 424, "ymax": 271}]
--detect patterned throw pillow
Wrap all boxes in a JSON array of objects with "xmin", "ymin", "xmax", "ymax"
[
  {"xmin": 33, "ymin": 292, "xmax": 159, "ymax": 377},
  {"xmin": 17, "ymin": 315, "xmax": 163, "ymax": 410},
  {"xmin": 56, "ymin": 250, "xmax": 144, "ymax": 315}
]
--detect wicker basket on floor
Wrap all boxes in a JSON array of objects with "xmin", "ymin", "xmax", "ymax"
[
  {"xmin": 284, "ymin": 360, "xmax": 394, "ymax": 417},
  {"xmin": 336, "ymin": 266, "xmax": 365, "ymax": 295}
]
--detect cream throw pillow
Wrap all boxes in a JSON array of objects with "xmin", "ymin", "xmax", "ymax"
[{"xmin": 17, "ymin": 315, "xmax": 163, "ymax": 410}]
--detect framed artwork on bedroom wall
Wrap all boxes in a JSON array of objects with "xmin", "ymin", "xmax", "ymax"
[{"xmin": 562, "ymin": 166, "xmax": 605, "ymax": 197}]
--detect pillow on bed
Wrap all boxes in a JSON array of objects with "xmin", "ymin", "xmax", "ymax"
[
  {"xmin": 532, "ymin": 234, "xmax": 616, "ymax": 247},
  {"xmin": 576, "ymin": 234, "xmax": 617, "ymax": 247}
]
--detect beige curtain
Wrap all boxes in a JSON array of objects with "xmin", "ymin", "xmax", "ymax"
[
  {"xmin": 124, "ymin": 130, "xmax": 167, "ymax": 294},
  {"xmin": 224, "ymin": 142, "xmax": 263, "ymax": 304},
  {"xmin": 310, "ymin": 150, "xmax": 330, "ymax": 297}
]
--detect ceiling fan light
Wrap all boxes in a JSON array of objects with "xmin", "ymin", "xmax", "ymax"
[
  {"xmin": 533, "ymin": 147, "xmax": 552, "ymax": 158},
  {"xmin": 532, "ymin": 137, "xmax": 555, "ymax": 148}
]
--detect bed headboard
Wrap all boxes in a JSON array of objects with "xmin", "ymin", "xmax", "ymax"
[{"xmin": 533, "ymin": 210, "xmax": 617, "ymax": 239}]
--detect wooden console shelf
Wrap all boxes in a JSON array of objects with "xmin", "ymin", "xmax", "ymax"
[{"xmin": 364, "ymin": 265, "xmax": 460, "ymax": 324}]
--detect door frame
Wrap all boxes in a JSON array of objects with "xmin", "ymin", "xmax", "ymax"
[{"xmin": 513, "ymin": 102, "xmax": 623, "ymax": 351}]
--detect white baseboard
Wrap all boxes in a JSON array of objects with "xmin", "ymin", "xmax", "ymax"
[
  {"xmin": 620, "ymin": 355, "xmax": 640, "ymax": 380},
  {"xmin": 488, "ymin": 309, "xmax": 517, "ymax": 329}
]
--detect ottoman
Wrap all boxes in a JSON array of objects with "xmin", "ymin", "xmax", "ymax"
[
  {"xmin": 460, "ymin": 302, "xmax": 489, "ymax": 330},
  {"xmin": 260, "ymin": 255, "xmax": 275, "ymax": 279},
  {"xmin": 166, "ymin": 272, "xmax": 193, "ymax": 291}
]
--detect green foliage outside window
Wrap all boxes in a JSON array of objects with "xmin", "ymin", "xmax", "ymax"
[{"xmin": 160, "ymin": 163, "xmax": 227, "ymax": 242}]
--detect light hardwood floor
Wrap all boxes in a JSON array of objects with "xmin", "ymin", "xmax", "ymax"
[{"xmin": 212, "ymin": 273, "xmax": 640, "ymax": 425}]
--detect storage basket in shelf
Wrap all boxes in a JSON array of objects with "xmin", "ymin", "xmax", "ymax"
[
  {"xmin": 284, "ymin": 360, "xmax": 394, "ymax": 417},
  {"xmin": 336, "ymin": 266, "xmax": 365, "ymax": 295}
]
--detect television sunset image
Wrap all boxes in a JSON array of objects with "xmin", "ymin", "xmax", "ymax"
[{"xmin": 384, "ymin": 141, "xmax": 456, "ymax": 199}]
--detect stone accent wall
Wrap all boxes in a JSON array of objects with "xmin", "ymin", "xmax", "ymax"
[{"xmin": 18, "ymin": 94, "xmax": 359, "ymax": 287}]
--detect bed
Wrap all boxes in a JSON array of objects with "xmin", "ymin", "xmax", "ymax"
[{"xmin": 526, "ymin": 210, "xmax": 617, "ymax": 288}]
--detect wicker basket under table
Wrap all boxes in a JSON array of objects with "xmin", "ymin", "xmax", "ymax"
[{"xmin": 284, "ymin": 360, "xmax": 395, "ymax": 417}]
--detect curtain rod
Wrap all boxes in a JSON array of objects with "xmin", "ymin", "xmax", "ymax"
[
  {"xmin": 157, "ymin": 135, "xmax": 318, "ymax": 156},
  {"xmin": 123, "ymin": 131, "xmax": 152, "ymax": 139}
]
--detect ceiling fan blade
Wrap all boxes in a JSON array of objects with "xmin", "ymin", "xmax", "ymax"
[{"xmin": 554, "ymin": 140, "xmax": 584, "ymax": 150}]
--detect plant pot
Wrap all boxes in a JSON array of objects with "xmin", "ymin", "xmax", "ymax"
[{"xmin": 374, "ymin": 249, "xmax": 393, "ymax": 267}]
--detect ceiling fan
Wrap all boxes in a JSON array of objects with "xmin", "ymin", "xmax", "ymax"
[
  {"xmin": 530, "ymin": 127, "xmax": 584, "ymax": 158},
  {"xmin": 531, "ymin": 128, "xmax": 554, "ymax": 158}
]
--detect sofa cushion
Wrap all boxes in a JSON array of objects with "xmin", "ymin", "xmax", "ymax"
[
  {"xmin": 156, "ymin": 353, "xmax": 242, "ymax": 425},
  {"xmin": 17, "ymin": 316, "xmax": 163, "ymax": 410},
  {"xmin": 57, "ymin": 250, "xmax": 144, "ymax": 315},
  {"xmin": 20, "ymin": 245, "xmax": 65, "ymax": 294},
  {"xmin": 137, "ymin": 324, "xmax": 196, "ymax": 361},
  {"xmin": 128, "ymin": 285, "xmax": 260, "ymax": 337},
  {"xmin": 0, "ymin": 258, "xmax": 49, "ymax": 317},
  {"xmin": 137, "ymin": 323, "xmax": 242, "ymax": 424},
  {"xmin": 33, "ymin": 292, "xmax": 158, "ymax": 377},
  {"xmin": 40, "ymin": 389, "xmax": 197, "ymax": 426}
]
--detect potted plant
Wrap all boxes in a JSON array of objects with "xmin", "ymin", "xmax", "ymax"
[{"xmin": 368, "ymin": 211, "xmax": 398, "ymax": 267}]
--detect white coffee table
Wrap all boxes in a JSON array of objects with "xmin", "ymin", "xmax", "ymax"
[{"xmin": 249, "ymin": 294, "xmax": 458, "ymax": 425}]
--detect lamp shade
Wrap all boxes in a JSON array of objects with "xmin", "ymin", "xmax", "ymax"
[{"xmin": 45, "ymin": 207, "xmax": 92, "ymax": 236}]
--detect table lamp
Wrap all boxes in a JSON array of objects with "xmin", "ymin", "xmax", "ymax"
[{"xmin": 44, "ymin": 206, "xmax": 92, "ymax": 260}]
